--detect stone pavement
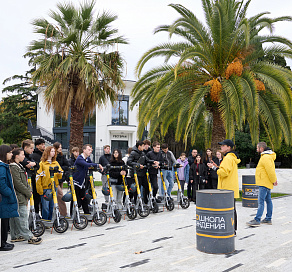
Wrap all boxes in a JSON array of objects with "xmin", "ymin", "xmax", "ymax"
[{"xmin": 0, "ymin": 169, "xmax": 291, "ymax": 272}]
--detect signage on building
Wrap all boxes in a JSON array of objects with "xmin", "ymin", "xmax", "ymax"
[{"xmin": 112, "ymin": 134, "xmax": 128, "ymax": 140}]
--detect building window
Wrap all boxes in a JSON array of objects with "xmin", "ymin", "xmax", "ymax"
[
  {"xmin": 54, "ymin": 114, "xmax": 68, "ymax": 128},
  {"xmin": 83, "ymin": 132, "xmax": 96, "ymax": 150},
  {"xmin": 55, "ymin": 133, "xmax": 68, "ymax": 148},
  {"xmin": 84, "ymin": 111, "xmax": 96, "ymax": 127},
  {"xmin": 112, "ymin": 95, "xmax": 129, "ymax": 125}
]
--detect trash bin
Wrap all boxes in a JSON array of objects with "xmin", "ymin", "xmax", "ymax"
[
  {"xmin": 242, "ymin": 175, "xmax": 259, "ymax": 208},
  {"xmin": 196, "ymin": 190, "xmax": 235, "ymax": 254}
]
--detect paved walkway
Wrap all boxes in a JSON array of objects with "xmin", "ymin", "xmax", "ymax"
[{"xmin": 1, "ymin": 169, "xmax": 291, "ymax": 272}]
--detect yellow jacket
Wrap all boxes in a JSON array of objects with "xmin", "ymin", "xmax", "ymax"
[
  {"xmin": 217, "ymin": 152, "xmax": 241, "ymax": 198},
  {"xmin": 36, "ymin": 160, "xmax": 63, "ymax": 195},
  {"xmin": 255, "ymin": 150, "xmax": 277, "ymax": 189}
]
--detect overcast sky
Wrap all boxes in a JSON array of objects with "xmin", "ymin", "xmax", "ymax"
[{"xmin": 1, "ymin": 0, "xmax": 292, "ymax": 99}]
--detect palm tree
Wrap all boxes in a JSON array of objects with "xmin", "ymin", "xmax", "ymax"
[
  {"xmin": 131, "ymin": 0, "xmax": 292, "ymax": 150},
  {"xmin": 27, "ymin": 0, "xmax": 127, "ymax": 150}
]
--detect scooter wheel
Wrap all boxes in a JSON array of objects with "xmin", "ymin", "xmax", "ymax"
[
  {"xmin": 73, "ymin": 215, "xmax": 88, "ymax": 230},
  {"xmin": 113, "ymin": 209, "xmax": 122, "ymax": 223},
  {"xmin": 30, "ymin": 221, "xmax": 45, "ymax": 237},
  {"xmin": 138, "ymin": 204, "xmax": 150, "ymax": 217},
  {"xmin": 126, "ymin": 206, "xmax": 137, "ymax": 220},
  {"xmin": 180, "ymin": 197, "xmax": 190, "ymax": 209},
  {"xmin": 152, "ymin": 202, "xmax": 159, "ymax": 213},
  {"xmin": 53, "ymin": 218, "xmax": 69, "ymax": 233},
  {"xmin": 93, "ymin": 211, "xmax": 107, "ymax": 226},
  {"xmin": 166, "ymin": 199, "xmax": 175, "ymax": 211}
]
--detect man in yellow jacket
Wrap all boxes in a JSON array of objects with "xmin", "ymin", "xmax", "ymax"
[
  {"xmin": 208, "ymin": 139, "xmax": 241, "ymax": 235},
  {"xmin": 247, "ymin": 142, "xmax": 277, "ymax": 227}
]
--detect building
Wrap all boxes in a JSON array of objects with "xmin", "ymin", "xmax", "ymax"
[{"xmin": 30, "ymin": 80, "xmax": 139, "ymax": 161}]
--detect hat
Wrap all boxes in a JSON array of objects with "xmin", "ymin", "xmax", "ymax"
[{"xmin": 218, "ymin": 139, "xmax": 234, "ymax": 148}]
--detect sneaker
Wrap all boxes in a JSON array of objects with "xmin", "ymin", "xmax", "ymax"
[
  {"xmin": 261, "ymin": 219, "xmax": 272, "ymax": 225},
  {"xmin": 11, "ymin": 237, "xmax": 25, "ymax": 243},
  {"xmin": 246, "ymin": 219, "xmax": 260, "ymax": 227},
  {"xmin": 28, "ymin": 237, "xmax": 42, "ymax": 245}
]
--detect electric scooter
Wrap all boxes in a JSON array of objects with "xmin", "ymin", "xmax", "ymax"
[
  {"xmin": 121, "ymin": 173, "xmax": 137, "ymax": 220},
  {"xmin": 130, "ymin": 165, "xmax": 150, "ymax": 218},
  {"xmin": 41, "ymin": 166, "xmax": 69, "ymax": 233},
  {"xmin": 173, "ymin": 164, "xmax": 190, "ymax": 209},
  {"xmin": 62, "ymin": 166, "xmax": 88, "ymax": 230},
  {"xmin": 144, "ymin": 164, "xmax": 159, "ymax": 213},
  {"xmin": 158, "ymin": 166, "xmax": 175, "ymax": 211},
  {"xmin": 27, "ymin": 168, "xmax": 45, "ymax": 237},
  {"xmin": 101, "ymin": 165, "xmax": 122, "ymax": 223},
  {"xmin": 83, "ymin": 166, "xmax": 107, "ymax": 226}
]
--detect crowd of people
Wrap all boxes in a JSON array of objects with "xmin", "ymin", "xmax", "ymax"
[{"xmin": 0, "ymin": 137, "xmax": 277, "ymax": 251}]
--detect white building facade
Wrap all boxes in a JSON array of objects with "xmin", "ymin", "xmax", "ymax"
[{"xmin": 34, "ymin": 80, "xmax": 139, "ymax": 161}]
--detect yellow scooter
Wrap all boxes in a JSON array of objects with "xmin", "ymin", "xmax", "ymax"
[
  {"xmin": 27, "ymin": 168, "xmax": 45, "ymax": 237},
  {"xmin": 173, "ymin": 164, "xmax": 190, "ymax": 209}
]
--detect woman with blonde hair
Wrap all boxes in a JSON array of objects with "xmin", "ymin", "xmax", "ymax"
[{"xmin": 36, "ymin": 146, "xmax": 63, "ymax": 220}]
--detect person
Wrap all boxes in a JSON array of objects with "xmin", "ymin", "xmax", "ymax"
[
  {"xmin": 122, "ymin": 148, "xmax": 135, "ymax": 201},
  {"xmin": 188, "ymin": 149, "xmax": 198, "ymax": 167},
  {"xmin": 176, "ymin": 153, "xmax": 190, "ymax": 195},
  {"xmin": 30, "ymin": 138, "xmax": 46, "ymax": 215},
  {"xmin": 9, "ymin": 148, "xmax": 42, "ymax": 245},
  {"xmin": 53, "ymin": 142, "xmax": 69, "ymax": 217},
  {"xmin": 127, "ymin": 141, "xmax": 158, "ymax": 204},
  {"xmin": 0, "ymin": 145, "xmax": 18, "ymax": 251},
  {"xmin": 189, "ymin": 154, "xmax": 207, "ymax": 203},
  {"xmin": 36, "ymin": 146, "xmax": 63, "ymax": 220},
  {"xmin": 20, "ymin": 139, "xmax": 36, "ymax": 171},
  {"xmin": 160, "ymin": 143, "xmax": 178, "ymax": 197},
  {"xmin": 247, "ymin": 142, "xmax": 277, "ymax": 227},
  {"xmin": 99, "ymin": 145, "xmax": 111, "ymax": 203},
  {"xmin": 143, "ymin": 139, "xmax": 152, "ymax": 155},
  {"xmin": 10, "ymin": 144, "xmax": 19, "ymax": 150},
  {"xmin": 203, "ymin": 148, "xmax": 217, "ymax": 189},
  {"xmin": 210, "ymin": 150, "xmax": 223, "ymax": 189},
  {"xmin": 207, "ymin": 139, "xmax": 240, "ymax": 235},
  {"xmin": 68, "ymin": 147, "xmax": 80, "ymax": 166},
  {"xmin": 146, "ymin": 142, "xmax": 164, "ymax": 202},
  {"xmin": 72, "ymin": 144, "xmax": 103, "ymax": 215},
  {"xmin": 109, "ymin": 149, "xmax": 127, "ymax": 210}
]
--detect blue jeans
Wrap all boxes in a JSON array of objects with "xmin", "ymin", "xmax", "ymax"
[
  {"xmin": 161, "ymin": 170, "xmax": 174, "ymax": 196},
  {"xmin": 41, "ymin": 188, "xmax": 57, "ymax": 220},
  {"xmin": 255, "ymin": 186, "xmax": 273, "ymax": 222}
]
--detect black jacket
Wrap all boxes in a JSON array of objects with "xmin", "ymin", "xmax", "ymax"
[
  {"xmin": 56, "ymin": 153, "xmax": 69, "ymax": 183},
  {"xmin": 189, "ymin": 163, "xmax": 208, "ymax": 181},
  {"xmin": 144, "ymin": 147, "xmax": 152, "ymax": 156},
  {"xmin": 68, "ymin": 153, "xmax": 77, "ymax": 166},
  {"xmin": 204, "ymin": 156, "xmax": 217, "ymax": 179},
  {"xmin": 109, "ymin": 160, "xmax": 125, "ymax": 185},
  {"xmin": 20, "ymin": 151, "xmax": 35, "ymax": 176},
  {"xmin": 99, "ymin": 154, "xmax": 111, "ymax": 168},
  {"xmin": 127, "ymin": 146, "xmax": 151, "ymax": 177},
  {"xmin": 31, "ymin": 148, "xmax": 43, "ymax": 165},
  {"xmin": 187, "ymin": 155, "xmax": 196, "ymax": 167},
  {"xmin": 146, "ymin": 150, "xmax": 164, "ymax": 175}
]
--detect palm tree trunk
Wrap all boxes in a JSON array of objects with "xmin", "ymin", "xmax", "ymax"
[
  {"xmin": 69, "ymin": 101, "xmax": 84, "ymax": 151},
  {"xmin": 211, "ymin": 108, "xmax": 226, "ymax": 152}
]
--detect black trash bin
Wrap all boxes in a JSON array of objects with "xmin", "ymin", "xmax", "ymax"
[
  {"xmin": 196, "ymin": 190, "xmax": 235, "ymax": 254},
  {"xmin": 242, "ymin": 175, "xmax": 259, "ymax": 208}
]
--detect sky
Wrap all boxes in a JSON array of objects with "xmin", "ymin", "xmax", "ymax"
[{"xmin": 1, "ymin": 0, "xmax": 292, "ymax": 99}]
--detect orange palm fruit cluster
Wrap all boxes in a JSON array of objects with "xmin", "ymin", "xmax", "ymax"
[
  {"xmin": 255, "ymin": 79, "xmax": 265, "ymax": 91},
  {"xmin": 225, "ymin": 58, "xmax": 243, "ymax": 79},
  {"xmin": 204, "ymin": 79, "xmax": 222, "ymax": 102}
]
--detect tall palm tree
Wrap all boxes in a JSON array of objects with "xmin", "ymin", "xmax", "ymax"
[
  {"xmin": 27, "ymin": 0, "xmax": 127, "ymax": 150},
  {"xmin": 131, "ymin": 0, "xmax": 292, "ymax": 150}
]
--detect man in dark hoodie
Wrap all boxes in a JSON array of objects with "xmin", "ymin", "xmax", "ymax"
[
  {"xmin": 127, "ymin": 141, "xmax": 159, "ymax": 204},
  {"xmin": 30, "ymin": 139, "xmax": 45, "ymax": 214},
  {"xmin": 146, "ymin": 141, "xmax": 164, "ymax": 201},
  {"xmin": 143, "ymin": 139, "xmax": 152, "ymax": 155},
  {"xmin": 99, "ymin": 145, "xmax": 111, "ymax": 203}
]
